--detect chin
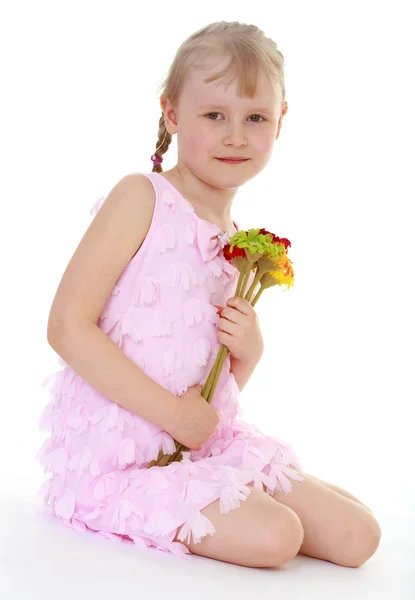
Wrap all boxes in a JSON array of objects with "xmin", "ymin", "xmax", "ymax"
[{"xmin": 209, "ymin": 174, "xmax": 245, "ymax": 188}]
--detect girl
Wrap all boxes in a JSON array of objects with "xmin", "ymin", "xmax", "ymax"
[{"xmin": 36, "ymin": 21, "xmax": 381, "ymax": 569}]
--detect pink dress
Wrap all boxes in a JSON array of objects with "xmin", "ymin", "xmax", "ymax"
[{"xmin": 36, "ymin": 171, "xmax": 304, "ymax": 559}]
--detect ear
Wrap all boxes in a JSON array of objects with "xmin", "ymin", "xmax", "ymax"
[
  {"xmin": 276, "ymin": 101, "xmax": 288, "ymax": 140},
  {"xmin": 161, "ymin": 95, "xmax": 178, "ymax": 134}
]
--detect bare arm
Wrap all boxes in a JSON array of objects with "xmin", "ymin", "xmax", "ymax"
[
  {"xmin": 49, "ymin": 323, "xmax": 179, "ymax": 433},
  {"xmin": 230, "ymin": 355, "xmax": 261, "ymax": 393},
  {"xmin": 47, "ymin": 173, "xmax": 179, "ymax": 433}
]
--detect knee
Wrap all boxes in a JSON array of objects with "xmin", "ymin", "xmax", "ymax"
[
  {"xmin": 264, "ymin": 506, "xmax": 305, "ymax": 568},
  {"xmin": 336, "ymin": 516, "xmax": 382, "ymax": 568}
]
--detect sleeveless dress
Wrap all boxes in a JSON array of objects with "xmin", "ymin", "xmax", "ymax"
[{"xmin": 36, "ymin": 171, "xmax": 304, "ymax": 559}]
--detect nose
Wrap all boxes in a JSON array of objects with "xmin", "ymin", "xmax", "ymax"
[{"xmin": 224, "ymin": 122, "xmax": 247, "ymax": 147}]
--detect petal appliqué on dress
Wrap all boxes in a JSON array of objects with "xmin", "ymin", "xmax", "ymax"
[
  {"xmin": 55, "ymin": 488, "xmax": 76, "ymax": 520},
  {"xmin": 178, "ymin": 480, "xmax": 214, "ymax": 504},
  {"xmin": 145, "ymin": 432, "xmax": 176, "ymax": 464},
  {"xmin": 177, "ymin": 511, "xmax": 216, "ymax": 545},
  {"xmin": 143, "ymin": 508, "xmax": 176, "ymax": 537},
  {"xmin": 161, "ymin": 189, "xmax": 184, "ymax": 215},
  {"xmin": 49, "ymin": 447, "xmax": 69, "ymax": 476},
  {"xmin": 99, "ymin": 311, "xmax": 142, "ymax": 347},
  {"xmin": 192, "ymin": 337, "xmax": 211, "ymax": 369},
  {"xmin": 118, "ymin": 437, "xmax": 136, "ymax": 469},
  {"xmin": 183, "ymin": 297, "xmax": 204, "ymax": 326},
  {"xmin": 90, "ymin": 403, "xmax": 135, "ymax": 433},
  {"xmin": 66, "ymin": 404, "xmax": 90, "ymax": 435},
  {"xmin": 148, "ymin": 309, "xmax": 175, "ymax": 337},
  {"xmin": 166, "ymin": 261, "xmax": 199, "ymax": 291},
  {"xmin": 133, "ymin": 277, "xmax": 160, "ymax": 305},
  {"xmin": 162, "ymin": 346, "xmax": 183, "ymax": 377},
  {"xmin": 93, "ymin": 473, "xmax": 123, "ymax": 501},
  {"xmin": 153, "ymin": 223, "xmax": 176, "ymax": 253}
]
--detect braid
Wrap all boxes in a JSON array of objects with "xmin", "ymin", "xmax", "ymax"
[{"xmin": 151, "ymin": 112, "xmax": 172, "ymax": 172}]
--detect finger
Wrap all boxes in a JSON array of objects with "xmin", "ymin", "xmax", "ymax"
[
  {"xmin": 226, "ymin": 296, "xmax": 253, "ymax": 316},
  {"xmin": 219, "ymin": 308, "xmax": 245, "ymax": 325},
  {"xmin": 217, "ymin": 330, "xmax": 233, "ymax": 346},
  {"xmin": 217, "ymin": 317, "xmax": 239, "ymax": 335}
]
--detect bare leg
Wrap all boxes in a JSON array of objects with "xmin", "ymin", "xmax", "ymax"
[
  {"xmin": 306, "ymin": 474, "xmax": 374, "ymax": 515},
  {"xmin": 272, "ymin": 473, "xmax": 381, "ymax": 567},
  {"xmin": 173, "ymin": 486, "xmax": 304, "ymax": 568}
]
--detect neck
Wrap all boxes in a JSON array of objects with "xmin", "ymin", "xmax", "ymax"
[{"xmin": 165, "ymin": 165, "xmax": 238, "ymax": 228}]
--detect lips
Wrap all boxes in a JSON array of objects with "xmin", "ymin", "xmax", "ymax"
[{"xmin": 216, "ymin": 158, "xmax": 248, "ymax": 162}]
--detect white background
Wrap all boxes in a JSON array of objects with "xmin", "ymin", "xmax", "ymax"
[{"xmin": 1, "ymin": 0, "xmax": 413, "ymax": 597}]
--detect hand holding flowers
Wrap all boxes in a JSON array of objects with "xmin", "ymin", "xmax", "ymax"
[{"xmin": 212, "ymin": 296, "xmax": 264, "ymax": 365}]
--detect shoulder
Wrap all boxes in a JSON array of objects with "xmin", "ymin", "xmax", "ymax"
[
  {"xmin": 47, "ymin": 173, "xmax": 159, "ymax": 335},
  {"xmin": 115, "ymin": 172, "xmax": 155, "ymax": 205},
  {"xmin": 98, "ymin": 172, "xmax": 156, "ymax": 224}
]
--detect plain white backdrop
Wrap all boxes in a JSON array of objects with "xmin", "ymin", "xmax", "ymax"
[{"xmin": 1, "ymin": 0, "xmax": 414, "ymax": 598}]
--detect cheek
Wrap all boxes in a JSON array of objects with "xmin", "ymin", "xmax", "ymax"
[
  {"xmin": 185, "ymin": 134, "xmax": 199, "ymax": 155},
  {"xmin": 252, "ymin": 132, "xmax": 275, "ymax": 156},
  {"xmin": 194, "ymin": 122, "xmax": 219, "ymax": 146},
  {"xmin": 183, "ymin": 127, "xmax": 215, "ymax": 156}
]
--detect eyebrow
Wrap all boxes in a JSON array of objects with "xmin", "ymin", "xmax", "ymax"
[{"xmin": 199, "ymin": 104, "xmax": 273, "ymax": 114}]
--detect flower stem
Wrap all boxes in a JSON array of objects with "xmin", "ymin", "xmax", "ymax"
[
  {"xmin": 236, "ymin": 264, "xmax": 252, "ymax": 297},
  {"xmin": 161, "ymin": 446, "xmax": 182, "ymax": 465},
  {"xmin": 251, "ymin": 285, "xmax": 265, "ymax": 308},
  {"xmin": 147, "ymin": 448, "xmax": 168, "ymax": 469},
  {"xmin": 202, "ymin": 350, "xmax": 221, "ymax": 399},
  {"xmin": 244, "ymin": 265, "xmax": 263, "ymax": 302},
  {"xmin": 207, "ymin": 344, "xmax": 229, "ymax": 404}
]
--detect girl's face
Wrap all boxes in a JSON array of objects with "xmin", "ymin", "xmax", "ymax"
[{"xmin": 163, "ymin": 56, "xmax": 286, "ymax": 189}]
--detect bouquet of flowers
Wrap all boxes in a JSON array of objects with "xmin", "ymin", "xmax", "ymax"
[{"xmin": 147, "ymin": 228, "xmax": 294, "ymax": 469}]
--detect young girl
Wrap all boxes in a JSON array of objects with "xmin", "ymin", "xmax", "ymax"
[{"xmin": 36, "ymin": 21, "xmax": 381, "ymax": 569}]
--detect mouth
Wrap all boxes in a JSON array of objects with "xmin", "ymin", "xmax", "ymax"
[{"xmin": 215, "ymin": 158, "xmax": 249, "ymax": 163}]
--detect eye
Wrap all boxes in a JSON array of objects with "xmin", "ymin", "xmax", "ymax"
[
  {"xmin": 206, "ymin": 112, "xmax": 223, "ymax": 121},
  {"xmin": 205, "ymin": 112, "xmax": 265, "ymax": 123}
]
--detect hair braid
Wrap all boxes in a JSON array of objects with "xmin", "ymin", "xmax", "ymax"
[{"xmin": 151, "ymin": 112, "xmax": 172, "ymax": 172}]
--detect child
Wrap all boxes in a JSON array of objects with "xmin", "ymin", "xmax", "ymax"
[{"xmin": 36, "ymin": 21, "xmax": 380, "ymax": 569}]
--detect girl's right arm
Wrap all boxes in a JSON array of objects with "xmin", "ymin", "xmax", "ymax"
[{"xmin": 47, "ymin": 173, "xmax": 180, "ymax": 434}]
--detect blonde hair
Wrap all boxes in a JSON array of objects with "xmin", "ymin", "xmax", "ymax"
[{"xmin": 151, "ymin": 20, "xmax": 286, "ymax": 173}]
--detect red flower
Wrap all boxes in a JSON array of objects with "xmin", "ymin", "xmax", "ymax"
[
  {"xmin": 273, "ymin": 236, "xmax": 291, "ymax": 251},
  {"xmin": 223, "ymin": 244, "xmax": 246, "ymax": 261},
  {"xmin": 257, "ymin": 229, "xmax": 291, "ymax": 251}
]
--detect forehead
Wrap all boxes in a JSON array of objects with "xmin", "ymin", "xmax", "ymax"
[{"xmin": 181, "ymin": 57, "xmax": 280, "ymax": 111}]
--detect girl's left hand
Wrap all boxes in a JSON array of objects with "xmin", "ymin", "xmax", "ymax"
[{"xmin": 212, "ymin": 296, "xmax": 264, "ymax": 364}]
